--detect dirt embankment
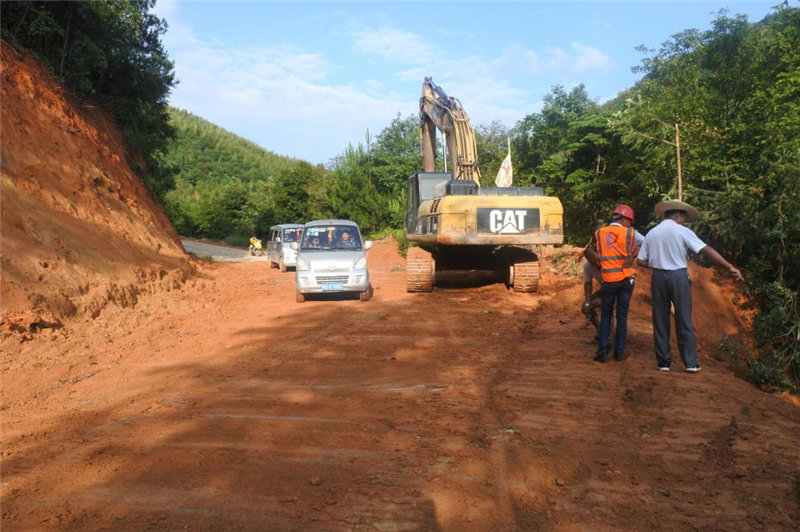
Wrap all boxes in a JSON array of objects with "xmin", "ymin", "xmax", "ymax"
[
  {"xmin": 1, "ymin": 40, "xmax": 798, "ymax": 531},
  {"xmin": 1, "ymin": 40, "xmax": 194, "ymax": 334}
]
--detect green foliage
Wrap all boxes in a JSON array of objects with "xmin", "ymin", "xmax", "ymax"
[
  {"xmin": 223, "ymin": 234, "xmax": 250, "ymax": 248},
  {"xmin": 270, "ymin": 161, "xmax": 328, "ymax": 224},
  {"xmin": 163, "ymin": 108, "xmax": 296, "ymax": 185},
  {"xmin": 160, "ymin": 109, "xmax": 305, "ymax": 240},
  {"xmin": 1, "ymin": 0, "xmax": 176, "ymax": 197},
  {"xmin": 747, "ymin": 282, "xmax": 800, "ymax": 392},
  {"xmin": 632, "ymin": 7, "xmax": 800, "ymax": 388},
  {"xmin": 515, "ymin": 85, "xmax": 635, "ymax": 242},
  {"xmin": 475, "ymin": 121, "xmax": 512, "ymax": 186},
  {"xmin": 714, "ymin": 337, "xmax": 747, "ymax": 374},
  {"xmin": 369, "ymin": 114, "xmax": 422, "ymax": 197},
  {"xmin": 326, "ymin": 142, "xmax": 397, "ymax": 232},
  {"xmin": 508, "ymin": 6, "xmax": 800, "ymax": 388},
  {"xmin": 325, "ymin": 115, "xmax": 420, "ymax": 232}
]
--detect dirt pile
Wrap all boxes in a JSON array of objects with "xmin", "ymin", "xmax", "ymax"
[{"xmin": 0, "ymin": 41, "xmax": 194, "ymax": 333}]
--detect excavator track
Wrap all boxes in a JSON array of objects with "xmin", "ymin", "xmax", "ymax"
[
  {"xmin": 511, "ymin": 260, "xmax": 540, "ymax": 293},
  {"xmin": 406, "ymin": 247, "xmax": 435, "ymax": 292}
]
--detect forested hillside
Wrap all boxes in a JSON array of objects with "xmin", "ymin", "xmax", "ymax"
[{"xmin": 158, "ymin": 108, "xmax": 323, "ymax": 241}]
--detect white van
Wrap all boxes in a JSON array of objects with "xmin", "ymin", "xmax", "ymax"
[
  {"xmin": 292, "ymin": 219, "xmax": 373, "ymax": 302},
  {"xmin": 266, "ymin": 223, "xmax": 304, "ymax": 272}
]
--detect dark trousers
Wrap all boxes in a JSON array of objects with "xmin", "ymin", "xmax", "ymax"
[
  {"xmin": 598, "ymin": 276, "xmax": 635, "ymax": 355},
  {"xmin": 650, "ymin": 268, "xmax": 697, "ymax": 368}
]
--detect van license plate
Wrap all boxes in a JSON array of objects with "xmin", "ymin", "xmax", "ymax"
[{"xmin": 322, "ymin": 283, "xmax": 343, "ymax": 291}]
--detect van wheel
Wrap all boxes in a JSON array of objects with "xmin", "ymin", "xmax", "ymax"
[
  {"xmin": 279, "ymin": 257, "xmax": 287, "ymax": 272},
  {"xmin": 296, "ymin": 290, "xmax": 305, "ymax": 303},
  {"xmin": 359, "ymin": 285, "xmax": 372, "ymax": 302}
]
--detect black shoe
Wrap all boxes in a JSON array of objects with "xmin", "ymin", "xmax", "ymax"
[
  {"xmin": 594, "ymin": 351, "xmax": 608, "ymax": 363},
  {"xmin": 614, "ymin": 351, "xmax": 627, "ymax": 361}
]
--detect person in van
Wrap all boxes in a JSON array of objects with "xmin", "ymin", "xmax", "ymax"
[
  {"xmin": 309, "ymin": 235, "xmax": 321, "ymax": 248},
  {"xmin": 338, "ymin": 230, "xmax": 357, "ymax": 248}
]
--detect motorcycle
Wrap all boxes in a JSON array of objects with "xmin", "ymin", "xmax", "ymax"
[{"xmin": 248, "ymin": 237, "xmax": 264, "ymax": 256}]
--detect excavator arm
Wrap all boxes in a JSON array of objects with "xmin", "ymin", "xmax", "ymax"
[{"xmin": 419, "ymin": 77, "xmax": 481, "ymax": 184}]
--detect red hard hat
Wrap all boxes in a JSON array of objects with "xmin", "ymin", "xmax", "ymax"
[{"xmin": 613, "ymin": 204, "xmax": 634, "ymax": 221}]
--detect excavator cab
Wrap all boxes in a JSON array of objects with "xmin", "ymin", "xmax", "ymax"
[{"xmin": 406, "ymin": 172, "xmax": 449, "ymax": 234}]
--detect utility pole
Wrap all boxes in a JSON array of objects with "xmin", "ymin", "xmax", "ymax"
[{"xmin": 675, "ymin": 123, "xmax": 682, "ymax": 201}]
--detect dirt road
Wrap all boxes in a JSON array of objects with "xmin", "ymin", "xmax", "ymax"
[{"xmin": 2, "ymin": 240, "xmax": 799, "ymax": 530}]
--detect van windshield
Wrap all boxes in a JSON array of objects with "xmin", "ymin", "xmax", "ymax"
[
  {"xmin": 301, "ymin": 225, "xmax": 362, "ymax": 250},
  {"xmin": 282, "ymin": 228, "xmax": 302, "ymax": 242}
]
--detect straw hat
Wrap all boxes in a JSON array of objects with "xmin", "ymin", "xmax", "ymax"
[{"xmin": 654, "ymin": 199, "xmax": 699, "ymax": 221}]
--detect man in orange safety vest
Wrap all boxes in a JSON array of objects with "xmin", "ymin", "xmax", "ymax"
[{"xmin": 585, "ymin": 205, "xmax": 644, "ymax": 362}]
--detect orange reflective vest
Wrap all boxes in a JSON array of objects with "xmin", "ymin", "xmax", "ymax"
[{"xmin": 594, "ymin": 225, "xmax": 636, "ymax": 283}]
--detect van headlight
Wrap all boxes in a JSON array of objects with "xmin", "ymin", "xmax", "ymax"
[
  {"xmin": 296, "ymin": 257, "xmax": 309, "ymax": 271},
  {"xmin": 354, "ymin": 256, "xmax": 367, "ymax": 270}
]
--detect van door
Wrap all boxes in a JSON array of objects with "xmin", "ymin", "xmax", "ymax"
[{"xmin": 267, "ymin": 229, "xmax": 278, "ymax": 264}]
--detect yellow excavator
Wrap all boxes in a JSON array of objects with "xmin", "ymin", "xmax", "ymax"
[{"xmin": 405, "ymin": 77, "xmax": 564, "ymax": 292}]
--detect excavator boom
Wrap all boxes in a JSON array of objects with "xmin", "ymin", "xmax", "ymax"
[{"xmin": 419, "ymin": 77, "xmax": 481, "ymax": 184}]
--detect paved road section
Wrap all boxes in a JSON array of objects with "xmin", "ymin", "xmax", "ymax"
[{"xmin": 181, "ymin": 238, "xmax": 269, "ymax": 262}]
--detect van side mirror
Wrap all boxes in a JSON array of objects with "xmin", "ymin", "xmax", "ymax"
[
  {"xmin": 276, "ymin": 236, "xmax": 281, "ymax": 243},
  {"xmin": 364, "ymin": 241, "xmax": 373, "ymax": 250},
  {"xmin": 290, "ymin": 242, "xmax": 298, "ymax": 251}
]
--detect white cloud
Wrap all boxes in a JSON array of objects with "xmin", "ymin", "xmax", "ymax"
[
  {"xmin": 157, "ymin": 6, "xmax": 616, "ymax": 163},
  {"xmin": 488, "ymin": 42, "xmax": 609, "ymax": 77},
  {"xmin": 159, "ymin": 11, "xmax": 402, "ymax": 163},
  {"xmin": 386, "ymin": 39, "xmax": 612, "ymax": 128},
  {"xmin": 397, "ymin": 67, "xmax": 430, "ymax": 83},
  {"xmin": 571, "ymin": 42, "xmax": 612, "ymax": 72},
  {"xmin": 351, "ymin": 27, "xmax": 438, "ymax": 63}
]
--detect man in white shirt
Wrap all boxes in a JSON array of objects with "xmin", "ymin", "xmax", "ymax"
[{"xmin": 637, "ymin": 200, "xmax": 743, "ymax": 373}]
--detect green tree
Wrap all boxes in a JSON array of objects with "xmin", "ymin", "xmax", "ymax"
[
  {"xmin": 475, "ymin": 121, "xmax": 512, "ymax": 187},
  {"xmin": 270, "ymin": 162, "xmax": 327, "ymax": 224},
  {"xmin": 368, "ymin": 114, "xmax": 421, "ymax": 198},
  {"xmin": 616, "ymin": 6, "xmax": 800, "ymax": 387},
  {"xmin": 326, "ymin": 142, "xmax": 398, "ymax": 232},
  {"xmin": 515, "ymin": 85, "xmax": 630, "ymax": 242},
  {"xmin": 326, "ymin": 116, "xmax": 420, "ymax": 231}
]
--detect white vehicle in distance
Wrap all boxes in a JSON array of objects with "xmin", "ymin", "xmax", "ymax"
[
  {"xmin": 292, "ymin": 220, "xmax": 373, "ymax": 302},
  {"xmin": 266, "ymin": 223, "xmax": 303, "ymax": 272}
]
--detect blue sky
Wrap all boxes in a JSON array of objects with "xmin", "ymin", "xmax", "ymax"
[{"xmin": 153, "ymin": 1, "xmax": 780, "ymax": 165}]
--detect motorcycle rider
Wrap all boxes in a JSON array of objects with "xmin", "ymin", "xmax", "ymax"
[{"xmin": 249, "ymin": 235, "xmax": 262, "ymax": 255}]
